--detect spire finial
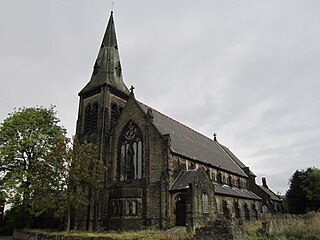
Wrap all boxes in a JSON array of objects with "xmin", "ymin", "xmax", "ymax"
[
  {"xmin": 111, "ymin": 1, "xmax": 114, "ymax": 12},
  {"xmin": 213, "ymin": 133, "xmax": 217, "ymax": 142}
]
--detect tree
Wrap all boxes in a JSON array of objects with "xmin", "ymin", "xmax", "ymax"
[
  {"xmin": 286, "ymin": 170, "xmax": 307, "ymax": 214},
  {"xmin": 0, "ymin": 106, "xmax": 66, "ymax": 227},
  {"xmin": 286, "ymin": 167, "xmax": 320, "ymax": 214},
  {"xmin": 49, "ymin": 137, "xmax": 104, "ymax": 231}
]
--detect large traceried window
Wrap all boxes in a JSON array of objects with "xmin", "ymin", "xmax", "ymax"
[{"xmin": 119, "ymin": 121, "xmax": 143, "ymax": 181}]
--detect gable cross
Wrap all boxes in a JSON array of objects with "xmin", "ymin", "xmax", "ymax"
[{"xmin": 213, "ymin": 133, "xmax": 217, "ymax": 142}]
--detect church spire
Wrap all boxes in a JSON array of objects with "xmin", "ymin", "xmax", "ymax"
[{"xmin": 79, "ymin": 12, "xmax": 129, "ymax": 96}]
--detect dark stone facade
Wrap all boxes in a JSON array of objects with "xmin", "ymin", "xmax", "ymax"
[{"xmin": 75, "ymin": 12, "xmax": 283, "ymax": 232}]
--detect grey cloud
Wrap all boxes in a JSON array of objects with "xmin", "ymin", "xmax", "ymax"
[{"xmin": 1, "ymin": 0, "xmax": 320, "ymax": 193}]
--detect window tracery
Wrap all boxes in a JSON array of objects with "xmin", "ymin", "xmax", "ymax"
[
  {"xmin": 202, "ymin": 193, "xmax": 209, "ymax": 213},
  {"xmin": 119, "ymin": 121, "xmax": 143, "ymax": 181}
]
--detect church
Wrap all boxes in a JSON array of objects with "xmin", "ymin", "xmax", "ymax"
[{"xmin": 75, "ymin": 12, "xmax": 282, "ymax": 232}]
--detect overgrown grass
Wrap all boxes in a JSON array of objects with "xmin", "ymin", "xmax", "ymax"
[
  {"xmin": 245, "ymin": 212, "xmax": 320, "ymax": 240},
  {"xmin": 28, "ymin": 228, "xmax": 191, "ymax": 240}
]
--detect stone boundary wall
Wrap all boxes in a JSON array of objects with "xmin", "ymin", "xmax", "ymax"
[
  {"xmin": 191, "ymin": 217, "xmax": 244, "ymax": 240},
  {"xmin": 260, "ymin": 213, "xmax": 303, "ymax": 236}
]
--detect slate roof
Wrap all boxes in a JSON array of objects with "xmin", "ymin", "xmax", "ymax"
[
  {"xmin": 258, "ymin": 185, "xmax": 282, "ymax": 202},
  {"xmin": 79, "ymin": 12, "xmax": 129, "ymax": 96},
  {"xmin": 137, "ymin": 101, "xmax": 247, "ymax": 177},
  {"xmin": 169, "ymin": 169, "xmax": 198, "ymax": 191},
  {"xmin": 169, "ymin": 170, "xmax": 260, "ymax": 200},
  {"xmin": 213, "ymin": 182, "xmax": 261, "ymax": 200},
  {"xmin": 220, "ymin": 145, "xmax": 256, "ymax": 177}
]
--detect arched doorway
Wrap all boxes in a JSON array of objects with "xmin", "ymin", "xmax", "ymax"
[{"xmin": 175, "ymin": 195, "xmax": 186, "ymax": 226}]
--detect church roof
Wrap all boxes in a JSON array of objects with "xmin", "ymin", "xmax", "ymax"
[
  {"xmin": 213, "ymin": 182, "xmax": 261, "ymax": 200},
  {"xmin": 258, "ymin": 185, "xmax": 282, "ymax": 202},
  {"xmin": 220, "ymin": 145, "xmax": 256, "ymax": 177},
  {"xmin": 79, "ymin": 12, "xmax": 129, "ymax": 96},
  {"xmin": 169, "ymin": 169, "xmax": 260, "ymax": 200},
  {"xmin": 169, "ymin": 169, "xmax": 198, "ymax": 191},
  {"xmin": 137, "ymin": 101, "xmax": 247, "ymax": 177}
]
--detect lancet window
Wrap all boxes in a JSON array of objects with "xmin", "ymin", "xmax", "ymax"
[
  {"xmin": 84, "ymin": 104, "xmax": 91, "ymax": 133},
  {"xmin": 84, "ymin": 102, "xmax": 99, "ymax": 133},
  {"xmin": 118, "ymin": 121, "xmax": 143, "ymax": 181},
  {"xmin": 202, "ymin": 193, "xmax": 209, "ymax": 213},
  {"xmin": 93, "ymin": 103, "xmax": 99, "ymax": 130},
  {"xmin": 110, "ymin": 103, "xmax": 119, "ymax": 128}
]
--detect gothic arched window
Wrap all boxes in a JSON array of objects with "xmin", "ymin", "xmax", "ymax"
[
  {"xmin": 84, "ymin": 104, "xmax": 91, "ymax": 133},
  {"xmin": 84, "ymin": 102, "xmax": 99, "ymax": 133},
  {"xmin": 202, "ymin": 193, "xmax": 209, "ymax": 213},
  {"xmin": 217, "ymin": 172, "xmax": 222, "ymax": 184},
  {"xmin": 111, "ymin": 103, "xmax": 119, "ymax": 129},
  {"xmin": 118, "ymin": 121, "xmax": 143, "ymax": 181},
  {"xmin": 93, "ymin": 103, "xmax": 99, "ymax": 130}
]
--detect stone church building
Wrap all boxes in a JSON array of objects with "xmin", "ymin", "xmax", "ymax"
[{"xmin": 76, "ymin": 12, "xmax": 282, "ymax": 232}]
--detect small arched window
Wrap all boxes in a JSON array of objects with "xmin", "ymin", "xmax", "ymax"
[
  {"xmin": 217, "ymin": 172, "xmax": 222, "ymax": 184},
  {"xmin": 84, "ymin": 104, "xmax": 91, "ymax": 133},
  {"xmin": 93, "ymin": 103, "xmax": 99, "ymax": 130},
  {"xmin": 132, "ymin": 201, "xmax": 137, "ymax": 215},
  {"xmin": 202, "ymin": 193, "xmax": 209, "ymax": 213},
  {"xmin": 222, "ymin": 200, "xmax": 230, "ymax": 219},
  {"xmin": 228, "ymin": 175, "xmax": 233, "ymax": 186},
  {"xmin": 237, "ymin": 178, "xmax": 241, "ymax": 188},
  {"xmin": 84, "ymin": 102, "xmax": 99, "ymax": 133},
  {"xmin": 111, "ymin": 103, "xmax": 119, "ymax": 129},
  {"xmin": 118, "ymin": 121, "xmax": 143, "ymax": 181},
  {"xmin": 234, "ymin": 201, "xmax": 241, "ymax": 218}
]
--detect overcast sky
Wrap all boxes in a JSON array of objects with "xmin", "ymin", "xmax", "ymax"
[{"xmin": 1, "ymin": 0, "xmax": 320, "ymax": 194}]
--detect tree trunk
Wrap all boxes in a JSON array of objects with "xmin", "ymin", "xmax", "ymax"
[{"xmin": 66, "ymin": 204, "xmax": 71, "ymax": 231}]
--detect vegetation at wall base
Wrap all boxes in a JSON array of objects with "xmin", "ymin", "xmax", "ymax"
[
  {"xmin": 245, "ymin": 212, "xmax": 320, "ymax": 240},
  {"xmin": 19, "ymin": 229, "xmax": 192, "ymax": 240}
]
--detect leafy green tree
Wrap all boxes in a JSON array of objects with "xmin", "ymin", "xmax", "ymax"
[
  {"xmin": 0, "ymin": 106, "xmax": 66, "ymax": 227},
  {"xmin": 286, "ymin": 170, "xmax": 307, "ymax": 214},
  {"xmin": 38, "ymin": 137, "xmax": 104, "ymax": 231},
  {"xmin": 286, "ymin": 167, "xmax": 320, "ymax": 214}
]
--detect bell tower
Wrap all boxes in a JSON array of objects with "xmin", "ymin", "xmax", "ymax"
[
  {"xmin": 75, "ymin": 11, "xmax": 129, "ymax": 230},
  {"xmin": 76, "ymin": 11, "xmax": 129, "ymax": 142}
]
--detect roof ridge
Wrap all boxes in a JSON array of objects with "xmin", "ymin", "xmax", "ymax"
[{"xmin": 137, "ymin": 101, "xmax": 215, "ymax": 144}]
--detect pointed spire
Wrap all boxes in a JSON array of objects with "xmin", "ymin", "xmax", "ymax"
[
  {"xmin": 79, "ymin": 12, "xmax": 129, "ymax": 96},
  {"xmin": 101, "ymin": 11, "xmax": 117, "ymax": 49}
]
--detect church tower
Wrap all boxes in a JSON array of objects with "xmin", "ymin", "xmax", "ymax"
[
  {"xmin": 76, "ymin": 11, "xmax": 129, "ymax": 144},
  {"xmin": 75, "ymin": 12, "xmax": 129, "ymax": 229}
]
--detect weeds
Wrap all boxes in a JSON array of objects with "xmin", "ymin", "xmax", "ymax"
[
  {"xmin": 245, "ymin": 212, "xmax": 320, "ymax": 240},
  {"xmin": 29, "ymin": 228, "xmax": 191, "ymax": 240}
]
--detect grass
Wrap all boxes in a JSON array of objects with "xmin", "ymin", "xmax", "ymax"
[
  {"xmin": 244, "ymin": 212, "xmax": 320, "ymax": 240},
  {"xmin": 26, "ymin": 212, "xmax": 320, "ymax": 240},
  {"xmin": 28, "ymin": 228, "xmax": 192, "ymax": 240}
]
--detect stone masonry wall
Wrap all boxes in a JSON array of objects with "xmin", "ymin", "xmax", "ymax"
[
  {"xmin": 190, "ymin": 217, "xmax": 244, "ymax": 240},
  {"xmin": 260, "ymin": 213, "xmax": 303, "ymax": 236}
]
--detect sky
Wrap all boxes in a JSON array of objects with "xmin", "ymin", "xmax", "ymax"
[{"xmin": 1, "ymin": 0, "xmax": 320, "ymax": 194}]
